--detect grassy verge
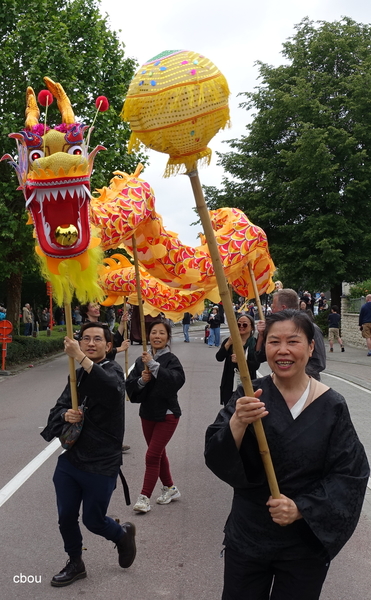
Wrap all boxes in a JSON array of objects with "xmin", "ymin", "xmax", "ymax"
[{"xmin": 2, "ymin": 327, "xmax": 75, "ymax": 366}]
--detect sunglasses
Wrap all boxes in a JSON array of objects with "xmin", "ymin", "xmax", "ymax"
[{"xmin": 237, "ymin": 322, "xmax": 250, "ymax": 329}]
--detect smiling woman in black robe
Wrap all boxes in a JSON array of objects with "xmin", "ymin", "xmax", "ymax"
[{"xmin": 205, "ymin": 310, "xmax": 369, "ymax": 600}]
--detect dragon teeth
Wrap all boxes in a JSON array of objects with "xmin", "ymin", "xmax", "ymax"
[{"xmin": 30, "ymin": 184, "xmax": 89, "ymax": 205}]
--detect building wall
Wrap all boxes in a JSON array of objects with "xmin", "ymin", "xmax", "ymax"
[{"xmin": 341, "ymin": 297, "xmax": 367, "ymax": 349}]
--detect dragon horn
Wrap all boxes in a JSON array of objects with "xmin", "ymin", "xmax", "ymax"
[
  {"xmin": 44, "ymin": 76, "xmax": 75, "ymax": 124},
  {"xmin": 25, "ymin": 87, "xmax": 40, "ymax": 129}
]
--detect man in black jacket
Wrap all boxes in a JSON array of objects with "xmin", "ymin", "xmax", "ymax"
[{"xmin": 41, "ymin": 322, "xmax": 136, "ymax": 587}]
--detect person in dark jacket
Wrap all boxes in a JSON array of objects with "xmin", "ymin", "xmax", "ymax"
[
  {"xmin": 359, "ymin": 294, "xmax": 371, "ymax": 356},
  {"xmin": 208, "ymin": 306, "xmax": 222, "ymax": 347},
  {"xmin": 40, "ymin": 322, "xmax": 136, "ymax": 587},
  {"xmin": 126, "ymin": 320, "xmax": 185, "ymax": 514},
  {"xmin": 216, "ymin": 313, "xmax": 263, "ymax": 406},
  {"xmin": 205, "ymin": 310, "xmax": 369, "ymax": 600},
  {"xmin": 182, "ymin": 311, "xmax": 192, "ymax": 342}
]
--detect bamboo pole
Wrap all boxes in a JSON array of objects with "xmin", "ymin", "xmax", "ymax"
[
  {"xmin": 248, "ymin": 263, "xmax": 265, "ymax": 321},
  {"xmin": 64, "ymin": 302, "xmax": 79, "ymax": 411},
  {"xmin": 188, "ymin": 170, "xmax": 280, "ymax": 498},
  {"xmin": 131, "ymin": 235, "xmax": 148, "ymax": 358},
  {"xmin": 123, "ymin": 296, "xmax": 129, "ymax": 379}
]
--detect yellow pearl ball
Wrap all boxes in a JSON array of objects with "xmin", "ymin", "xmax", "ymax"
[{"xmin": 54, "ymin": 224, "xmax": 79, "ymax": 246}]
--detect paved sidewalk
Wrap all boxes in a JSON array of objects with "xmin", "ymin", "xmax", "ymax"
[{"xmin": 324, "ymin": 342, "xmax": 371, "ymax": 390}]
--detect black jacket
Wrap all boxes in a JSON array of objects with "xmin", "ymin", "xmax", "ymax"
[
  {"xmin": 126, "ymin": 352, "xmax": 185, "ymax": 421},
  {"xmin": 40, "ymin": 360, "xmax": 125, "ymax": 477},
  {"xmin": 208, "ymin": 313, "xmax": 221, "ymax": 329},
  {"xmin": 216, "ymin": 335, "xmax": 261, "ymax": 405}
]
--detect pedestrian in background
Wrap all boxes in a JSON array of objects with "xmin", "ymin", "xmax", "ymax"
[
  {"xmin": 106, "ymin": 305, "xmax": 116, "ymax": 332},
  {"xmin": 359, "ymin": 294, "xmax": 371, "ymax": 356},
  {"xmin": 182, "ymin": 312, "xmax": 192, "ymax": 343},
  {"xmin": 328, "ymin": 306, "xmax": 344, "ymax": 353},
  {"xmin": 126, "ymin": 320, "xmax": 185, "ymax": 514},
  {"xmin": 299, "ymin": 300, "xmax": 314, "ymax": 321},
  {"xmin": 22, "ymin": 303, "xmax": 32, "ymax": 335},
  {"xmin": 208, "ymin": 306, "xmax": 221, "ymax": 347},
  {"xmin": 41, "ymin": 308, "xmax": 49, "ymax": 330},
  {"xmin": 216, "ymin": 314, "xmax": 263, "ymax": 406},
  {"xmin": 73, "ymin": 306, "xmax": 82, "ymax": 326},
  {"xmin": 318, "ymin": 292, "xmax": 327, "ymax": 312}
]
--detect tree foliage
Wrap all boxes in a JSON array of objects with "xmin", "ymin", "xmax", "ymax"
[
  {"xmin": 348, "ymin": 279, "xmax": 371, "ymax": 298},
  {"xmin": 0, "ymin": 0, "xmax": 146, "ymax": 322},
  {"xmin": 204, "ymin": 17, "xmax": 371, "ymax": 296}
]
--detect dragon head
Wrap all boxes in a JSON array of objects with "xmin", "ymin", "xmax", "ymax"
[{"xmin": 2, "ymin": 77, "xmax": 105, "ymax": 266}]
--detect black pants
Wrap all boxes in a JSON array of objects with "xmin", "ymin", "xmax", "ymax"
[
  {"xmin": 222, "ymin": 546, "xmax": 330, "ymax": 600},
  {"xmin": 53, "ymin": 455, "xmax": 122, "ymax": 558}
]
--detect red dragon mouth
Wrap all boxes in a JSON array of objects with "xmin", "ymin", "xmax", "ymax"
[{"xmin": 26, "ymin": 175, "xmax": 91, "ymax": 258}]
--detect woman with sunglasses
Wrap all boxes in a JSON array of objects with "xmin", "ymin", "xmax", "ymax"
[{"xmin": 216, "ymin": 314, "xmax": 263, "ymax": 406}]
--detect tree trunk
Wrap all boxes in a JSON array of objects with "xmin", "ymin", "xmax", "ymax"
[
  {"xmin": 330, "ymin": 282, "xmax": 342, "ymax": 313},
  {"xmin": 6, "ymin": 272, "xmax": 22, "ymax": 334}
]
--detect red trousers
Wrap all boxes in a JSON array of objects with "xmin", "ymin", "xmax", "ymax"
[{"xmin": 140, "ymin": 415, "xmax": 179, "ymax": 498}]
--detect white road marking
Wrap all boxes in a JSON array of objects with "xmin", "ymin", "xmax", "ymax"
[
  {"xmin": 0, "ymin": 438, "xmax": 61, "ymax": 508},
  {"xmin": 323, "ymin": 372, "xmax": 371, "ymax": 394}
]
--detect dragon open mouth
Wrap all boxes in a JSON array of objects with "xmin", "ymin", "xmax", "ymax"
[{"xmin": 26, "ymin": 175, "xmax": 91, "ymax": 258}]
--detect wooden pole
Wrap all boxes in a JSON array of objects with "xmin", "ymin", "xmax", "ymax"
[
  {"xmin": 188, "ymin": 170, "xmax": 280, "ymax": 498},
  {"xmin": 64, "ymin": 302, "xmax": 79, "ymax": 411},
  {"xmin": 49, "ymin": 293, "xmax": 53, "ymax": 330},
  {"xmin": 131, "ymin": 235, "xmax": 148, "ymax": 355},
  {"xmin": 248, "ymin": 263, "xmax": 265, "ymax": 321},
  {"xmin": 123, "ymin": 296, "xmax": 129, "ymax": 379}
]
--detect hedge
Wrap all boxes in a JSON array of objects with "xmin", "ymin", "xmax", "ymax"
[{"xmin": 2, "ymin": 333, "xmax": 65, "ymax": 366}]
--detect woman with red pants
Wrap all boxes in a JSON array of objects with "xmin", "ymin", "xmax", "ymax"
[{"xmin": 126, "ymin": 320, "xmax": 185, "ymax": 513}]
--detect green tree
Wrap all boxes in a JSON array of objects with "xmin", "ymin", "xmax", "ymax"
[
  {"xmin": 204, "ymin": 17, "xmax": 371, "ymax": 308},
  {"xmin": 0, "ymin": 0, "xmax": 146, "ymax": 331}
]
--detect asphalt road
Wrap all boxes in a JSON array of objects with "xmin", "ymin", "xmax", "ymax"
[{"xmin": 0, "ymin": 324, "xmax": 370, "ymax": 599}]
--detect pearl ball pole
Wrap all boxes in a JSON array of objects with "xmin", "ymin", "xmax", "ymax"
[{"xmin": 188, "ymin": 170, "xmax": 280, "ymax": 499}]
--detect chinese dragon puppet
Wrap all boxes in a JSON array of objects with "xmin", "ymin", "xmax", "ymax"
[{"xmin": 2, "ymin": 78, "xmax": 275, "ymax": 319}]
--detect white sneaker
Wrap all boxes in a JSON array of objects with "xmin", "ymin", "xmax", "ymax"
[
  {"xmin": 156, "ymin": 485, "xmax": 181, "ymax": 505},
  {"xmin": 133, "ymin": 494, "xmax": 151, "ymax": 513}
]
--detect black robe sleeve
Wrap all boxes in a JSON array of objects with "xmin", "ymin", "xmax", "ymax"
[
  {"xmin": 205, "ymin": 378, "xmax": 369, "ymax": 560},
  {"xmin": 205, "ymin": 399, "xmax": 256, "ymax": 488},
  {"xmin": 292, "ymin": 400, "xmax": 369, "ymax": 558}
]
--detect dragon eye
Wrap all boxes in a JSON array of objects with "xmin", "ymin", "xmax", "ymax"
[
  {"xmin": 29, "ymin": 149, "xmax": 44, "ymax": 162},
  {"xmin": 67, "ymin": 145, "xmax": 83, "ymax": 155}
]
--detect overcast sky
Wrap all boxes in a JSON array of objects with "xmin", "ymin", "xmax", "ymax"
[{"xmin": 99, "ymin": 0, "xmax": 371, "ymax": 247}]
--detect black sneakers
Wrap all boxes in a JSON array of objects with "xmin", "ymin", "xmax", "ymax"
[
  {"xmin": 51, "ymin": 557, "xmax": 86, "ymax": 587},
  {"xmin": 116, "ymin": 522, "xmax": 137, "ymax": 568}
]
